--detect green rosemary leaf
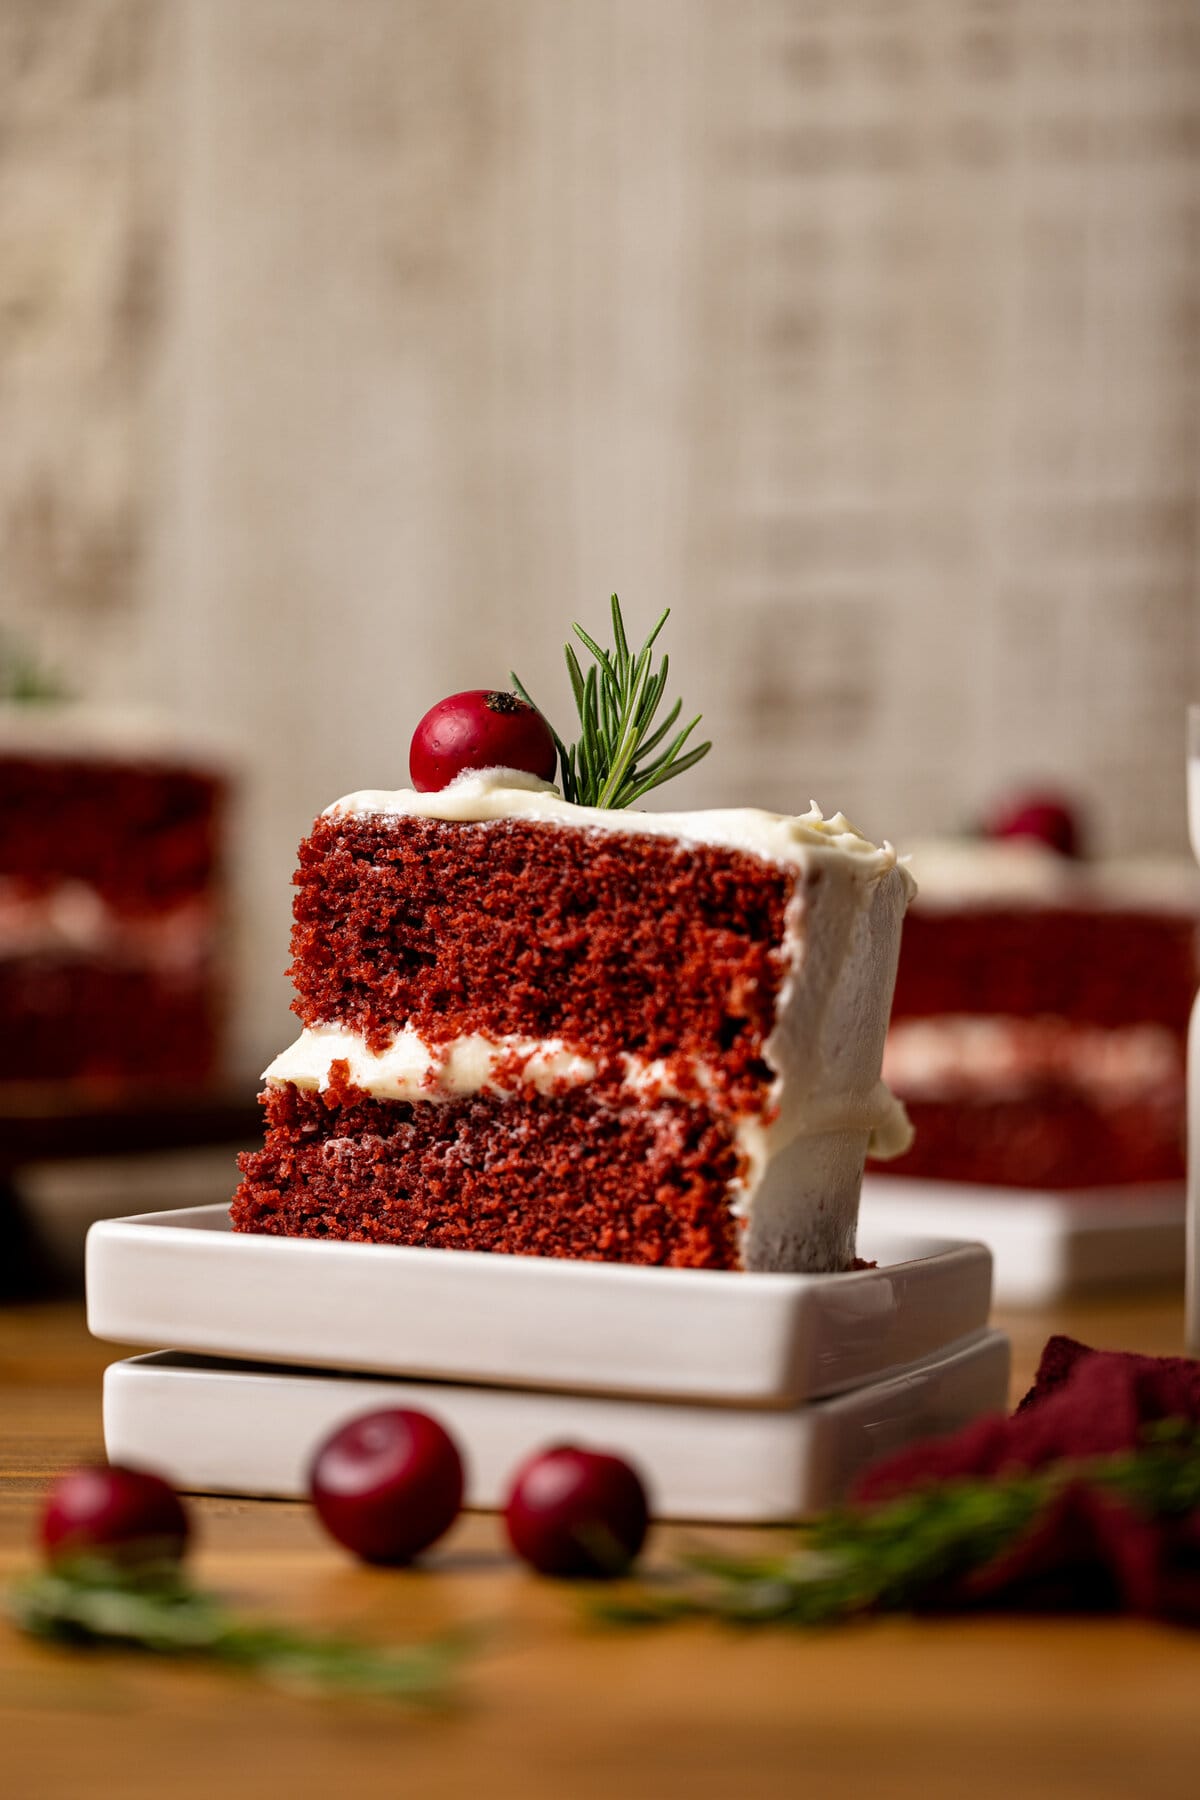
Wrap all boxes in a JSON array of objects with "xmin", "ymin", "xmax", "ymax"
[
  {"xmin": 610, "ymin": 592, "xmax": 631, "ymax": 666},
  {"xmin": 512, "ymin": 595, "xmax": 709, "ymax": 808},
  {"xmin": 0, "ymin": 632, "xmax": 67, "ymax": 703},
  {"xmin": 636, "ymin": 607, "xmax": 672, "ymax": 658},
  {"xmin": 571, "ymin": 625, "xmax": 617, "ymax": 684},
  {"xmin": 621, "ymin": 734, "xmax": 711, "ymax": 805},
  {"xmin": 6, "ymin": 1559, "xmax": 468, "ymax": 1706},
  {"xmin": 632, "ymin": 694, "xmax": 683, "ymax": 762},
  {"xmin": 510, "ymin": 670, "xmax": 576, "ymax": 801},
  {"xmin": 594, "ymin": 1424, "xmax": 1200, "ymax": 1630},
  {"xmin": 634, "ymin": 660, "xmax": 668, "ymax": 731},
  {"xmin": 631, "ymin": 714, "xmax": 702, "ymax": 780},
  {"xmin": 564, "ymin": 743, "xmax": 580, "ymax": 805}
]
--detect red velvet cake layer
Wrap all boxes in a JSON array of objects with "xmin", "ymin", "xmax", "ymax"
[
  {"xmin": 0, "ymin": 757, "xmax": 224, "ymax": 911},
  {"xmin": 0, "ymin": 957, "xmax": 219, "ymax": 1084},
  {"xmin": 888, "ymin": 1092, "xmax": 1185, "ymax": 1190},
  {"xmin": 891, "ymin": 907, "xmax": 1196, "ymax": 1032},
  {"xmin": 0, "ymin": 753, "xmax": 226, "ymax": 1086},
  {"xmin": 232, "ymin": 1066, "xmax": 744, "ymax": 1268},
  {"xmin": 289, "ymin": 815, "xmax": 793, "ymax": 1110}
]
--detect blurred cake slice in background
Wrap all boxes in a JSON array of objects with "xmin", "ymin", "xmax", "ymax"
[
  {"xmin": 882, "ymin": 799, "xmax": 1198, "ymax": 1191},
  {"xmin": 0, "ymin": 702, "xmax": 230, "ymax": 1090}
]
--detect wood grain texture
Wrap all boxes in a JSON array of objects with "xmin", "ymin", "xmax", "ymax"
[{"xmin": 3, "ymin": 1292, "xmax": 1200, "ymax": 1800}]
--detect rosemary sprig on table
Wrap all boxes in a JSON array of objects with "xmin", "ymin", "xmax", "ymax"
[
  {"xmin": 512, "ymin": 594, "xmax": 710, "ymax": 808},
  {"xmin": 6, "ymin": 1558, "xmax": 468, "ymax": 1704},
  {"xmin": 595, "ymin": 1422, "xmax": 1200, "ymax": 1629}
]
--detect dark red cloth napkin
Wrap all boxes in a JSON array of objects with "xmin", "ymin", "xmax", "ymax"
[{"xmin": 849, "ymin": 1336, "xmax": 1200, "ymax": 1620}]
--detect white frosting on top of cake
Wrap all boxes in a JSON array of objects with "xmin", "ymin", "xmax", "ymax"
[
  {"xmin": 907, "ymin": 837, "xmax": 1200, "ymax": 912},
  {"xmin": 325, "ymin": 769, "xmax": 914, "ymax": 892},
  {"xmin": 0, "ymin": 701, "xmax": 233, "ymax": 769}
]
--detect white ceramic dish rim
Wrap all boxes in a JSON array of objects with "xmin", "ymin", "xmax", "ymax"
[
  {"xmin": 86, "ymin": 1204, "xmax": 993, "ymax": 1409},
  {"xmin": 87, "ymin": 1200, "xmax": 983, "ymax": 1292}
]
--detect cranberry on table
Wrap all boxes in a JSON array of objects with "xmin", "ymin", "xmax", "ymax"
[
  {"xmin": 40, "ymin": 1465, "xmax": 190, "ymax": 1566},
  {"xmin": 409, "ymin": 690, "xmax": 557, "ymax": 792},
  {"xmin": 504, "ymin": 1444, "xmax": 649, "ymax": 1580},
  {"xmin": 986, "ymin": 794, "xmax": 1082, "ymax": 858},
  {"xmin": 309, "ymin": 1408, "xmax": 464, "ymax": 1565}
]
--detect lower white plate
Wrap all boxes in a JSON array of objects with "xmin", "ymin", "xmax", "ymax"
[
  {"xmin": 86, "ymin": 1205, "xmax": 993, "ymax": 1409},
  {"xmin": 103, "ymin": 1328, "xmax": 1011, "ymax": 1523},
  {"xmin": 861, "ymin": 1176, "xmax": 1185, "ymax": 1307}
]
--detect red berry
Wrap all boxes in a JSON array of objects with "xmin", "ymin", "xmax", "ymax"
[
  {"xmin": 986, "ymin": 793, "xmax": 1082, "ymax": 858},
  {"xmin": 40, "ymin": 1465, "xmax": 190, "ymax": 1566},
  {"xmin": 409, "ymin": 690, "xmax": 557, "ymax": 792},
  {"xmin": 309, "ymin": 1409, "xmax": 464, "ymax": 1566},
  {"xmin": 503, "ymin": 1444, "xmax": 649, "ymax": 1580}
]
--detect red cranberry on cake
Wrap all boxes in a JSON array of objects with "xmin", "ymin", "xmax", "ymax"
[{"xmin": 409, "ymin": 690, "xmax": 557, "ymax": 791}]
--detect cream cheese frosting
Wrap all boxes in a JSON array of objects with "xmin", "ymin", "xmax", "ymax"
[
  {"xmin": 264, "ymin": 1023, "xmax": 599, "ymax": 1101},
  {"xmin": 0, "ymin": 878, "xmax": 214, "ymax": 971},
  {"xmin": 271, "ymin": 769, "xmax": 915, "ymax": 1256},
  {"xmin": 265, "ymin": 1024, "xmax": 912, "ymax": 1182},
  {"xmin": 906, "ymin": 837, "xmax": 1200, "ymax": 912},
  {"xmin": 0, "ymin": 701, "xmax": 233, "ymax": 768},
  {"xmin": 325, "ymin": 768, "xmax": 915, "ymax": 894},
  {"xmin": 884, "ymin": 1015, "xmax": 1182, "ymax": 1103}
]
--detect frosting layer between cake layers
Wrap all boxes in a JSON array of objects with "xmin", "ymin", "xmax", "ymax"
[{"xmin": 244, "ymin": 772, "xmax": 914, "ymax": 1271}]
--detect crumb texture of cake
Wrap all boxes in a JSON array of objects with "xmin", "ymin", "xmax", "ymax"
[
  {"xmin": 289, "ymin": 814, "xmax": 791, "ymax": 1112},
  {"xmin": 884, "ymin": 838, "xmax": 1198, "ymax": 1189},
  {"xmin": 233, "ymin": 771, "xmax": 913, "ymax": 1271},
  {"xmin": 0, "ymin": 708, "xmax": 228, "ymax": 1085},
  {"xmin": 234, "ymin": 1064, "xmax": 744, "ymax": 1268}
]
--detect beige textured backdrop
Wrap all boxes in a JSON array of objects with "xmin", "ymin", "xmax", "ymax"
[{"xmin": 4, "ymin": 0, "xmax": 1200, "ymax": 1065}]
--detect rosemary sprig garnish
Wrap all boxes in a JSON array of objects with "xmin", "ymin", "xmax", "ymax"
[
  {"xmin": 595, "ymin": 1421, "xmax": 1200, "ymax": 1629},
  {"xmin": 512, "ymin": 594, "xmax": 710, "ymax": 808},
  {"xmin": 0, "ymin": 630, "xmax": 65, "ymax": 701},
  {"xmin": 6, "ymin": 1558, "xmax": 469, "ymax": 1704}
]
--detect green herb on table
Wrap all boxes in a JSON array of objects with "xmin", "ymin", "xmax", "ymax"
[
  {"xmin": 7, "ymin": 1557, "xmax": 469, "ymax": 1704},
  {"xmin": 595, "ymin": 1422, "xmax": 1200, "ymax": 1628},
  {"xmin": 512, "ymin": 594, "xmax": 710, "ymax": 809}
]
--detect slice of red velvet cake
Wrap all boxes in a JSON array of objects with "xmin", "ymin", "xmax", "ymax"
[
  {"xmin": 882, "ymin": 838, "xmax": 1198, "ymax": 1189},
  {"xmin": 0, "ymin": 704, "xmax": 227, "ymax": 1087},
  {"xmin": 232, "ymin": 772, "xmax": 914, "ymax": 1272}
]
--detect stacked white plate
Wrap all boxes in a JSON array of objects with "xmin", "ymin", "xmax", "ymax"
[{"xmin": 86, "ymin": 1205, "xmax": 1010, "ymax": 1522}]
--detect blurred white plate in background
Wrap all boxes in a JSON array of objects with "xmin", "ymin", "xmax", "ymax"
[
  {"xmin": 861, "ymin": 1176, "xmax": 1185, "ymax": 1307},
  {"xmin": 87, "ymin": 1203, "xmax": 994, "ymax": 1409}
]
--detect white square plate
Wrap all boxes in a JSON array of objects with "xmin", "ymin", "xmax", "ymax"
[
  {"xmin": 86, "ymin": 1205, "xmax": 993, "ymax": 1409},
  {"xmin": 861, "ymin": 1176, "xmax": 1185, "ymax": 1307},
  {"xmin": 103, "ymin": 1328, "xmax": 1011, "ymax": 1523}
]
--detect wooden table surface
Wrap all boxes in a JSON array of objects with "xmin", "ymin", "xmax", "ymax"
[{"xmin": 3, "ymin": 1289, "xmax": 1199, "ymax": 1800}]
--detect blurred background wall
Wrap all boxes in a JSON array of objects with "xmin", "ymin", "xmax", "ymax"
[{"xmin": 3, "ymin": 0, "xmax": 1200, "ymax": 1070}]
